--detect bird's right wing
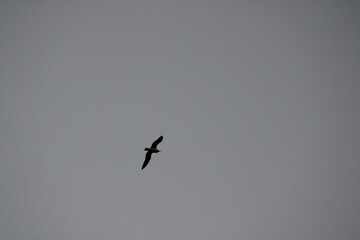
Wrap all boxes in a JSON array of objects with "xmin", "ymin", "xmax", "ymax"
[{"xmin": 142, "ymin": 152, "xmax": 152, "ymax": 170}]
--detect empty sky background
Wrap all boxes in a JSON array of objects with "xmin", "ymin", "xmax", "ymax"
[{"xmin": 1, "ymin": 1, "xmax": 360, "ymax": 239}]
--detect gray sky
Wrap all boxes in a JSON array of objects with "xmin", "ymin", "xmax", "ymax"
[{"xmin": 1, "ymin": 1, "xmax": 360, "ymax": 239}]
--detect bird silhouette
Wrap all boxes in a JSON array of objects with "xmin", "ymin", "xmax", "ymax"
[{"xmin": 142, "ymin": 136, "xmax": 163, "ymax": 170}]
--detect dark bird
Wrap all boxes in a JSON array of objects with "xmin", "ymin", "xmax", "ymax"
[{"xmin": 142, "ymin": 135, "xmax": 163, "ymax": 170}]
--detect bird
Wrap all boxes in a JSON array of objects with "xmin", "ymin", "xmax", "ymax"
[{"xmin": 142, "ymin": 135, "xmax": 163, "ymax": 170}]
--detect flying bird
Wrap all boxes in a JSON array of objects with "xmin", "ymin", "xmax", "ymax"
[{"xmin": 142, "ymin": 135, "xmax": 163, "ymax": 170}]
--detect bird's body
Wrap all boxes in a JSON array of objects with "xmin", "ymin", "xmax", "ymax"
[
  {"xmin": 144, "ymin": 147, "xmax": 160, "ymax": 153},
  {"xmin": 142, "ymin": 136, "xmax": 163, "ymax": 170}
]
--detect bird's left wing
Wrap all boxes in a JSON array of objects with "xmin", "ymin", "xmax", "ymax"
[{"xmin": 151, "ymin": 135, "xmax": 163, "ymax": 148}]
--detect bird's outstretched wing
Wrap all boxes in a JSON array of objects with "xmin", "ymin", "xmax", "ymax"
[
  {"xmin": 151, "ymin": 135, "xmax": 163, "ymax": 148},
  {"xmin": 142, "ymin": 152, "xmax": 152, "ymax": 170}
]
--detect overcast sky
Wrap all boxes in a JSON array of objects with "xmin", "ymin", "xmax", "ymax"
[{"xmin": 1, "ymin": 1, "xmax": 360, "ymax": 239}]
